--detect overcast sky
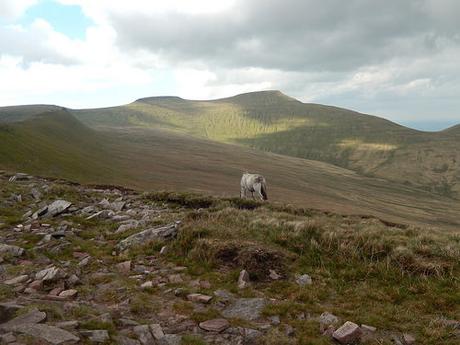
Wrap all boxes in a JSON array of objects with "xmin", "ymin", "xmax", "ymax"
[{"xmin": 1, "ymin": 0, "xmax": 459, "ymax": 130}]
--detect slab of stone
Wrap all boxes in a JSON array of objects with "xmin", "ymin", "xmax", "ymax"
[
  {"xmin": 14, "ymin": 324, "xmax": 80, "ymax": 344},
  {"xmin": 403, "ymin": 333, "xmax": 416, "ymax": 345},
  {"xmin": 3, "ymin": 275, "xmax": 29, "ymax": 285},
  {"xmin": 187, "ymin": 293, "xmax": 213, "ymax": 304},
  {"xmin": 199, "ymin": 319, "xmax": 230, "ymax": 333},
  {"xmin": 133, "ymin": 325, "xmax": 155, "ymax": 345},
  {"xmin": 222, "ymin": 298, "xmax": 267, "ymax": 321},
  {"xmin": 0, "ymin": 303, "xmax": 24, "ymax": 323},
  {"xmin": 116, "ymin": 261, "xmax": 132, "ymax": 275},
  {"xmin": 35, "ymin": 266, "xmax": 61, "ymax": 281},
  {"xmin": 237, "ymin": 270, "xmax": 250, "ymax": 289},
  {"xmin": 332, "ymin": 321, "xmax": 362, "ymax": 345},
  {"xmin": 114, "ymin": 335, "xmax": 141, "ymax": 345},
  {"xmin": 116, "ymin": 222, "xmax": 180, "ymax": 252},
  {"xmin": 58, "ymin": 289, "xmax": 78, "ymax": 298},
  {"xmin": 149, "ymin": 324, "xmax": 165, "ymax": 340},
  {"xmin": 0, "ymin": 244, "xmax": 25, "ymax": 257},
  {"xmin": 0, "ymin": 309, "xmax": 46, "ymax": 331}
]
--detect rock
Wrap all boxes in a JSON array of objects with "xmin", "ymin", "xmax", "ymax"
[
  {"xmin": 149, "ymin": 324, "xmax": 165, "ymax": 339},
  {"xmin": 168, "ymin": 274, "xmax": 183, "ymax": 284},
  {"xmin": 187, "ymin": 293, "xmax": 213, "ymax": 304},
  {"xmin": 80, "ymin": 329, "xmax": 109, "ymax": 343},
  {"xmin": 116, "ymin": 221, "xmax": 138, "ymax": 234},
  {"xmin": 133, "ymin": 325, "xmax": 155, "ymax": 345},
  {"xmin": 222, "ymin": 298, "xmax": 267, "ymax": 321},
  {"xmin": 319, "ymin": 312, "xmax": 339, "ymax": 332},
  {"xmin": 86, "ymin": 210, "xmax": 113, "ymax": 220},
  {"xmin": 116, "ymin": 222, "xmax": 181, "ymax": 252},
  {"xmin": 119, "ymin": 319, "xmax": 140, "ymax": 327},
  {"xmin": 295, "ymin": 274, "xmax": 312, "ymax": 286},
  {"xmin": 40, "ymin": 200, "xmax": 72, "ymax": 218},
  {"xmin": 0, "ymin": 244, "xmax": 25, "ymax": 257},
  {"xmin": 0, "ymin": 332, "xmax": 16, "ymax": 343},
  {"xmin": 403, "ymin": 333, "xmax": 416, "ymax": 345},
  {"xmin": 0, "ymin": 309, "xmax": 47, "ymax": 331},
  {"xmin": 35, "ymin": 266, "xmax": 61, "ymax": 281},
  {"xmin": 3, "ymin": 275, "xmax": 29, "ymax": 285},
  {"xmin": 199, "ymin": 319, "xmax": 230, "ymax": 333},
  {"xmin": 111, "ymin": 201, "xmax": 126, "ymax": 212},
  {"xmin": 31, "ymin": 188, "xmax": 42, "ymax": 201},
  {"xmin": 117, "ymin": 261, "xmax": 132, "ymax": 275},
  {"xmin": 332, "ymin": 321, "xmax": 362, "ymax": 345},
  {"xmin": 284, "ymin": 324, "xmax": 295, "ymax": 336},
  {"xmin": 22, "ymin": 210, "xmax": 33, "ymax": 219},
  {"xmin": 269, "ymin": 315, "xmax": 280, "ymax": 325},
  {"xmin": 115, "ymin": 335, "xmax": 141, "ymax": 345},
  {"xmin": 159, "ymin": 334, "xmax": 181, "ymax": 345},
  {"xmin": 55, "ymin": 321, "xmax": 79, "ymax": 330},
  {"xmin": 9, "ymin": 173, "xmax": 31, "ymax": 182},
  {"xmin": 141, "ymin": 281, "xmax": 154, "ymax": 289},
  {"xmin": 160, "ymin": 246, "xmax": 168, "ymax": 255},
  {"xmin": 28, "ymin": 280, "xmax": 43, "ymax": 291},
  {"xmin": 269, "ymin": 269, "xmax": 281, "ymax": 280},
  {"xmin": 59, "ymin": 289, "xmax": 78, "ymax": 298},
  {"xmin": 0, "ymin": 303, "xmax": 24, "ymax": 323},
  {"xmin": 361, "ymin": 324, "xmax": 377, "ymax": 332},
  {"xmin": 237, "ymin": 270, "xmax": 250, "ymax": 289}
]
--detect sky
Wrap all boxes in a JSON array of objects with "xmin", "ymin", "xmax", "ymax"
[{"xmin": 0, "ymin": 0, "xmax": 459, "ymax": 130}]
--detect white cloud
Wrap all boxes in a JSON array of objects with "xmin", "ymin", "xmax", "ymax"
[{"xmin": 0, "ymin": 0, "xmax": 38, "ymax": 19}]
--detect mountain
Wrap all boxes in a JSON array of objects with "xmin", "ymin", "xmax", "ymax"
[{"xmin": 72, "ymin": 91, "xmax": 460, "ymax": 198}]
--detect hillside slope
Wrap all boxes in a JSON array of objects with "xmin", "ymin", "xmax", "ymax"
[
  {"xmin": 73, "ymin": 91, "xmax": 460, "ymax": 197},
  {"xmin": 0, "ymin": 109, "xmax": 117, "ymax": 183}
]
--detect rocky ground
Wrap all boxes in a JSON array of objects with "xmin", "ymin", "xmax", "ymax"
[{"xmin": 0, "ymin": 172, "xmax": 459, "ymax": 345}]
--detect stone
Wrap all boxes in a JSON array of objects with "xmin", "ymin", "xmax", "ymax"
[
  {"xmin": 0, "ymin": 310, "xmax": 47, "ymax": 331},
  {"xmin": 141, "ymin": 281, "xmax": 154, "ymax": 289},
  {"xmin": 31, "ymin": 188, "xmax": 42, "ymax": 200},
  {"xmin": 80, "ymin": 330, "xmax": 109, "ymax": 343},
  {"xmin": 361, "ymin": 324, "xmax": 377, "ymax": 332},
  {"xmin": 237, "ymin": 270, "xmax": 250, "ymax": 289},
  {"xmin": 269, "ymin": 315, "xmax": 280, "ymax": 325},
  {"xmin": 116, "ymin": 222, "xmax": 138, "ymax": 234},
  {"xmin": 111, "ymin": 201, "xmax": 126, "ymax": 212},
  {"xmin": 269, "ymin": 269, "xmax": 281, "ymax": 280},
  {"xmin": 115, "ymin": 335, "xmax": 141, "ymax": 345},
  {"xmin": 332, "ymin": 321, "xmax": 362, "ymax": 345},
  {"xmin": 168, "ymin": 274, "xmax": 183, "ymax": 284},
  {"xmin": 116, "ymin": 222, "xmax": 181, "ymax": 252},
  {"xmin": 3, "ymin": 275, "xmax": 29, "ymax": 285},
  {"xmin": 319, "ymin": 312, "xmax": 339, "ymax": 332},
  {"xmin": 403, "ymin": 333, "xmax": 416, "ymax": 345},
  {"xmin": 160, "ymin": 246, "xmax": 168, "ymax": 255},
  {"xmin": 133, "ymin": 325, "xmax": 155, "ymax": 345},
  {"xmin": 187, "ymin": 293, "xmax": 213, "ymax": 304},
  {"xmin": 117, "ymin": 261, "xmax": 132, "ymax": 274},
  {"xmin": 35, "ymin": 266, "xmax": 61, "ymax": 281},
  {"xmin": 159, "ymin": 334, "xmax": 181, "ymax": 345},
  {"xmin": 284, "ymin": 324, "xmax": 295, "ymax": 336},
  {"xmin": 0, "ymin": 332, "xmax": 16, "ymax": 343},
  {"xmin": 199, "ymin": 319, "xmax": 230, "ymax": 333},
  {"xmin": 55, "ymin": 321, "xmax": 79, "ymax": 330},
  {"xmin": 44, "ymin": 200, "xmax": 72, "ymax": 218},
  {"xmin": 149, "ymin": 324, "xmax": 165, "ymax": 339},
  {"xmin": 0, "ymin": 303, "xmax": 24, "ymax": 323},
  {"xmin": 222, "ymin": 298, "xmax": 267, "ymax": 321},
  {"xmin": 28, "ymin": 280, "xmax": 43, "ymax": 291},
  {"xmin": 119, "ymin": 319, "xmax": 139, "ymax": 327},
  {"xmin": 59, "ymin": 289, "xmax": 78, "ymax": 298},
  {"xmin": 67, "ymin": 274, "xmax": 81, "ymax": 287},
  {"xmin": 0, "ymin": 244, "xmax": 25, "ymax": 257},
  {"xmin": 295, "ymin": 274, "xmax": 312, "ymax": 286}
]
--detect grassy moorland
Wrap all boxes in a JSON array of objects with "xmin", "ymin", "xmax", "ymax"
[
  {"xmin": 73, "ymin": 91, "xmax": 460, "ymax": 197},
  {"xmin": 1, "ymin": 175, "xmax": 458, "ymax": 344}
]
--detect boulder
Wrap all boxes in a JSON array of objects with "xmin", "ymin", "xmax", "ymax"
[
  {"xmin": 187, "ymin": 293, "xmax": 213, "ymax": 304},
  {"xmin": 14, "ymin": 324, "xmax": 80, "ymax": 344},
  {"xmin": 3, "ymin": 275, "xmax": 29, "ymax": 285},
  {"xmin": 0, "ymin": 309, "xmax": 46, "ymax": 331},
  {"xmin": 80, "ymin": 329, "xmax": 110, "ymax": 343},
  {"xmin": 133, "ymin": 325, "xmax": 155, "ymax": 345},
  {"xmin": 116, "ymin": 222, "xmax": 181, "ymax": 252},
  {"xmin": 35, "ymin": 266, "xmax": 61, "ymax": 281},
  {"xmin": 296, "ymin": 274, "xmax": 312, "ymax": 286}
]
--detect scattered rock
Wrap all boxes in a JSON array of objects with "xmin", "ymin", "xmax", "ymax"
[
  {"xmin": 0, "ymin": 309, "xmax": 47, "ymax": 331},
  {"xmin": 160, "ymin": 246, "xmax": 168, "ymax": 255},
  {"xmin": 133, "ymin": 325, "xmax": 155, "ymax": 345},
  {"xmin": 117, "ymin": 260, "xmax": 132, "ymax": 275},
  {"xmin": 59, "ymin": 289, "xmax": 78, "ymax": 298},
  {"xmin": 332, "ymin": 321, "xmax": 362, "ymax": 345},
  {"xmin": 44, "ymin": 200, "xmax": 72, "ymax": 218},
  {"xmin": 237, "ymin": 269, "xmax": 250, "ymax": 289},
  {"xmin": 269, "ymin": 269, "xmax": 281, "ymax": 280},
  {"xmin": 4, "ymin": 274, "xmax": 29, "ymax": 285},
  {"xmin": 150, "ymin": 324, "xmax": 165, "ymax": 339},
  {"xmin": 116, "ymin": 222, "xmax": 181, "ymax": 252},
  {"xmin": 199, "ymin": 319, "xmax": 230, "ymax": 333},
  {"xmin": 115, "ymin": 335, "xmax": 141, "ymax": 345},
  {"xmin": 361, "ymin": 324, "xmax": 377, "ymax": 332},
  {"xmin": 35, "ymin": 266, "xmax": 61, "ymax": 281},
  {"xmin": 168, "ymin": 274, "xmax": 183, "ymax": 284},
  {"xmin": 319, "ymin": 312, "xmax": 339, "ymax": 332}
]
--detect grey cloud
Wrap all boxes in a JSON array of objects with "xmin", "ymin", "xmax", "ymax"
[{"xmin": 110, "ymin": 0, "xmax": 459, "ymax": 72}]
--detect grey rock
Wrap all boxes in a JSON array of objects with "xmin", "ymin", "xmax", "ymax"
[
  {"xmin": 0, "ymin": 310, "xmax": 47, "ymax": 331},
  {"xmin": 114, "ymin": 335, "xmax": 141, "ymax": 345},
  {"xmin": 149, "ymin": 324, "xmax": 165, "ymax": 339},
  {"xmin": 332, "ymin": 321, "xmax": 362, "ymax": 345},
  {"xmin": 116, "ymin": 222, "xmax": 181, "ymax": 252},
  {"xmin": 111, "ymin": 201, "xmax": 126, "ymax": 212},
  {"xmin": 0, "ymin": 244, "xmax": 25, "ymax": 257},
  {"xmin": 15, "ymin": 324, "xmax": 79, "ymax": 344},
  {"xmin": 319, "ymin": 312, "xmax": 339, "ymax": 332},
  {"xmin": 199, "ymin": 319, "xmax": 230, "ymax": 333},
  {"xmin": 45, "ymin": 200, "xmax": 72, "ymax": 218},
  {"xmin": 158, "ymin": 334, "xmax": 181, "ymax": 345},
  {"xmin": 31, "ymin": 188, "xmax": 42, "ymax": 201},
  {"xmin": 237, "ymin": 270, "xmax": 250, "ymax": 289},
  {"xmin": 80, "ymin": 329, "xmax": 109, "ymax": 343},
  {"xmin": 0, "ymin": 303, "xmax": 24, "ymax": 323},
  {"xmin": 222, "ymin": 298, "xmax": 267, "ymax": 321},
  {"xmin": 295, "ymin": 274, "xmax": 312, "ymax": 286},
  {"xmin": 35, "ymin": 266, "xmax": 61, "ymax": 281},
  {"xmin": 54, "ymin": 321, "xmax": 79, "ymax": 330},
  {"xmin": 403, "ymin": 333, "xmax": 416, "ymax": 345},
  {"xmin": 116, "ymin": 221, "xmax": 139, "ymax": 234},
  {"xmin": 0, "ymin": 332, "xmax": 16, "ymax": 343},
  {"xmin": 32, "ymin": 206, "xmax": 48, "ymax": 219},
  {"xmin": 3, "ymin": 275, "xmax": 29, "ymax": 285},
  {"xmin": 133, "ymin": 325, "xmax": 155, "ymax": 345}
]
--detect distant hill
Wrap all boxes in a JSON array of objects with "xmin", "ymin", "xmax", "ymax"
[
  {"xmin": 72, "ymin": 90, "xmax": 460, "ymax": 197},
  {"xmin": 0, "ymin": 109, "xmax": 117, "ymax": 183}
]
